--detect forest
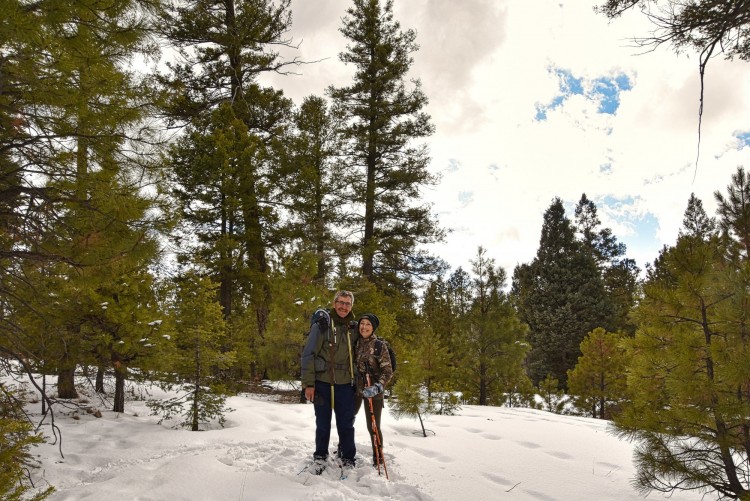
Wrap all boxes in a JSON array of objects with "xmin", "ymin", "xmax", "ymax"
[{"xmin": 4, "ymin": 0, "xmax": 750, "ymax": 499}]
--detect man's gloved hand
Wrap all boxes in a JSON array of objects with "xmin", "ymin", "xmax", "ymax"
[{"xmin": 363, "ymin": 382, "xmax": 383, "ymax": 398}]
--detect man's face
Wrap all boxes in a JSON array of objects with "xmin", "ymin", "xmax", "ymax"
[{"xmin": 333, "ymin": 296, "xmax": 353, "ymax": 318}]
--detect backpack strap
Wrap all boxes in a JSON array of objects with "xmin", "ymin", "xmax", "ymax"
[
  {"xmin": 374, "ymin": 339, "xmax": 383, "ymax": 357},
  {"xmin": 347, "ymin": 331, "xmax": 354, "ymax": 384}
]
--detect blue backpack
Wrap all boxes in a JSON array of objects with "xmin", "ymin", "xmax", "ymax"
[{"xmin": 310, "ymin": 308, "xmax": 330, "ymax": 329}]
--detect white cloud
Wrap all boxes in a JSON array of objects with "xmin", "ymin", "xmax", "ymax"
[{"xmin": 276, "ymin": 0, "xmax": 750, "ymax": 276}]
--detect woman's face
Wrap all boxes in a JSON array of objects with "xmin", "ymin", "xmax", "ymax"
[{"xmin": 359, "ymin": 318, "xmax": 373, "ymax": 338}]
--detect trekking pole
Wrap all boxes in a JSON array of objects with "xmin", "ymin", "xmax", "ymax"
[{"xmin": 366, "ymin": 373, "xmax": 389, "ymax": 479}]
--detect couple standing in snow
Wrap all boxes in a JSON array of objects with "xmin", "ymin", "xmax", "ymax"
[{"xmin": 300, "ymin": 290, "xmax": 394, "ymax": 473}]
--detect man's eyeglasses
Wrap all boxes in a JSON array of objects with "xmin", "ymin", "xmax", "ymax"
[{"xmin": 335, "ymin": 300, "xmax": 352, "ymax": 307}]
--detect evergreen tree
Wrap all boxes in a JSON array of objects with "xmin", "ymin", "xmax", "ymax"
[
  {"xmin": 283, "ymin": 95, "xmax": 349, "ymax": 284},
  {"xmin": 261, "ymin": 252, "xmax": 331, "ymax": 382},
  {"xmin": 715, "ymin": 166, "xmax": 750, "ymax": 256},
  {"xmin": 329, "ymin": 0, "xmax": 444, "ymax": 295},
  {"xmin": 567, "ymin": 327, "xmax": 628, "ymax": 419},
  {"xmin": 390, "ymin": 320, "xmax": 458, "ymax": 436},
  {"xmin": 574, "ymin": 193, "xmax": 639, "ymax": 335},
  {"xmin": 395, "ymin": 320, "xmax": 456, "ymax": 411},
  {"xmin": 613, "ymin": 192, "xmax": 750, "ymax": 498},
  {"xmin": 420, "ymin": 277, "xmax": 457, "ymax": 352},
  {"xmin": 504, "ymin": 373, "xmax": 537, "ymax": 409},
  {"xmin": 537, "ymin": 374, "xmax": 566, "ymax": 414},
  {"xmin": 149, "ymin": 272, "xmax": 235, "ymax": 431},
  {"xmin": 574, "ymin": 193, "xmax": 624, "ymax": 266},
  {"xmin": 446, "ymin": 267, "xmax": 473, "ymax": 318},
  {"xmin": 158, "ymin": 0, "xmax": 296, "ymax": 342},
  {"xmin": 512, "ymin": 198, "xmax": 612, "ymax": 388},
  {"xmin": 0, "ymin": 382, "xmax": 54, "ymax": 500},
  {"xmin": 2, "ymin": 0, "xmax": 165, "ymax": 400},
  {"xmin": 390, "ymin": 364, "xmax": 433, "ymax": 437},
  {"xmin": 453, "ymin": 247, "xmax": 529, "ymax": 406},
  {"xmin": 682, "ymin": 192, "xmax": 717, "ymax": 239}
]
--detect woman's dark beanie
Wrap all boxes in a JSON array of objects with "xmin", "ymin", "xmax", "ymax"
[{"xmin": 358, "ymin": 313, "xmax": 380, "ymax": 332}]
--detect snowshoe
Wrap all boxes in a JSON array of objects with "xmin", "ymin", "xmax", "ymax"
[{"xmin": 310, "ymin": 457, "xmax": 327, "ymax": 475}]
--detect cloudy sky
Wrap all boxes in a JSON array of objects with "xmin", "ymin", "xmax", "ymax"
[{"xmin": 266, "ymin": 0, "xmax": 750, "ymax": 277}]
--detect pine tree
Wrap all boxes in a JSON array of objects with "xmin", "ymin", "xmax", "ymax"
[
  {"xmin": 504, "ymin": 373, "xmax": 537, "ymax": 409},
  {"xmin": 613, "ymin": 193, "xmax": 750, "ymax": 498},
  {"xmin": 390, "ymin": 321, "xmax": 457, "ymax": 436},
  {"xmin": 573, "ymin": 194, "xmax": 639, "ymax": 335},
  {"xmin": 401, "ymin": 321, "xmax": 455, "ymax": 410},
  {"xmin": 452, "ymin": 247, "xmax": 529, "ymax": 406},
  {"xmin": 512, "ymin": 198, "xmax": 612, "ymax": 388},
  {"xmin": 715, "ymin": 166, "xmax": 750, "ymax": 256},
  {"xmin": 158, "ymin": 0, "xmax": 296, "ymax": 340},
  {"xmin": 567, "ymin": 327, "xmax": 628, "ymax": 419},
  {"xmin": 390, "ymin": 369, "xmax": 433, "ymax": 437},
  {"xmin": 261, "ymin": 252, "xmax": 331, "ymax": 382},
  {"xmin": 0, "ymin": 382, "xmax": 54, "ymax": 500},
  {"xmin": 421, "ymin": 277, "xmax": 457, "ymax": 351},
  {"xmin": 3, "ymin": 0, "xmax": 165, "ymax": 400},
  {"xmin": 446, "ymin": 267, "xmax": 473, "ymax": 318},
  {"xmin": 537, "ymin": 374, "xmax": 566, "ymax": 414},
  {"xmin": 283, "ymin": 95, "xmax": 349, "ymax": 284},
  {"xmin": 682, "ymin": 192, "xmax": 717, "ymax": 239},
  {"xmin": 329, "ymin": 0, "xmax": 444, "ymax": 294},
  {"xmin": 149, "ymin": 272, "xmax": 235, "ymax": 431}
]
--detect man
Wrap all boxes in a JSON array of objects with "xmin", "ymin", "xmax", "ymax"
[{"xmin": 300, "ymin": 290, "xmax": 359, "ymax": 473}]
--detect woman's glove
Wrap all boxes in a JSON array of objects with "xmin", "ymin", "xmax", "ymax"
[{"xmin": 363, "ymin": 382, "xmax": 383, "ymax": 398}]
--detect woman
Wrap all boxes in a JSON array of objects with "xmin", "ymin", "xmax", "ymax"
[{"xmin": 353, "ymin": 313, "xmax": 393, "ymax": 467}]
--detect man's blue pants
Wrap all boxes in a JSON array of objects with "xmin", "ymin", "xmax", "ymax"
[{"xmin": 313, "ymin": 380, "xmax": 356, "ymax": 461}]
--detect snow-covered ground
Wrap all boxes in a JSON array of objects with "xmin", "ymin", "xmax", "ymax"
[{"xmin": 18, "ymin": 379, "xmax": 708, "ymax": 501}]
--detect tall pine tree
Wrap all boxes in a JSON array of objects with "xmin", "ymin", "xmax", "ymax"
[
  {"xmin": 283, "ymin": 95, "xmax": 349, "ymax": 284},
  {"xmin": 573, "ymin": 193, "xmax": 639, "ymax": 335},
  {"xmin": 512, "ymin": 198, "xmax": 612, "ymax": 388},
  {"xmin": 614, "ymin": 191, "xmax": 750, "ymax": 499},
  {"xmin": 3, "ymin": 0, "xmax": 165, "ymax": 401},
  {"xmin": 329, "ymin": 0, "xmax": 444, "ymax": 295},
  {"xmin": 158, "ymin": 0, "xmax": 295, "ymax": 345},
  {"xmin": 453, "ymin": 247, "xmax": 529, "ymax": 406}
]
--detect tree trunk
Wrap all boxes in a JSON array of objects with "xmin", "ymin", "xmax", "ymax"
[
  {"xmin": 479, "ymin": 361, "xmax": 487, "ymax": 406},
  {"xmin": 57, "ymin": 366, "xmax": 78, "ymax": 399},
  {"xmin": 192, "ymin": 383, "xmax": 200, "ymax": 431},
  {"xmin": 362, "ymin": 130, "xmax": 377, "ymax": 280},
  {"xmin": 113, "ymin": 365, "xmax": 126, "ymax": 413},
  {"xmin": 42, "ymin": 375, "xmax": 47, "ymax": 414},
  {"xmin": 95, "ymin": 366, "xmax": 105, "ymax": 394},
  {"xmin": 219, "ymin": 192, "xmax": 233, "ymax": 320}
]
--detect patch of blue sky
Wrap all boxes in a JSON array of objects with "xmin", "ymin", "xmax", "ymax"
[
  {"xmin": 535, "ymin": 67, "xmax": 632, "ymax": 121},
  {"xmin": 601, "ymin": 194, "xmax": 635, "ymax": 207},
  {"xmin": 560, "ymin": 194, "xmax": 660, "ymax": 268},
  {"xmin": 594, "ymin": 75, "xmax": 632, "ymax": 114},
  {"xmin": 735, "ymin": 131, "xmax": 750, "ymax": 149},
  {"xmin": 598, "ymin": 196, "xmax": 660, "ymax": 259},
  {"xmin": 458, "ymin": 191, "xmax": 474, "ymax": 207},
  {"xmin": 619, "ymin": 212, "xmax": 660, "ymax": 260}
]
